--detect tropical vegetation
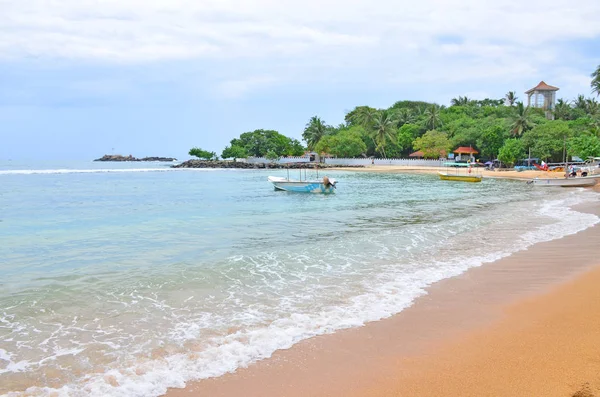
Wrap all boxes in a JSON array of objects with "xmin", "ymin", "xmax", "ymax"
[{"xmin": 190, "ymin": 64, "xmax": 600, "ymax": 164}]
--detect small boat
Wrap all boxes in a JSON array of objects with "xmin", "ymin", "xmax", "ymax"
[
  {"xmin": 268, "ymin": 175, "xmax": 337, "ymax": 193},
  {"xmin": 438, "ymin": 162, "xmax": 482, "ymax": 183},
  {"xmin": 527, "ymin": 175, "xmax": 599, "ymax": 187}
]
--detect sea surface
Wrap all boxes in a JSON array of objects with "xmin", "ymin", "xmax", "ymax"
[{"xmin": 1, "ymin": 161, "xmax": 598, "ymax": 397}]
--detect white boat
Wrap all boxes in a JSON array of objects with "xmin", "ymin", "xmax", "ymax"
[
  {"xmin": 268, "ymin": 176, "xmax": 337, "ymax": 193},
  {"xmin": 527, "ymin": 175, "xmax": 599, "ymax": 187}
]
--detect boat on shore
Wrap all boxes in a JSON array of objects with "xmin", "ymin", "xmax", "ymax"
[
  {"xmin": 527, "ymin": 175, "xmax": 599, "ymax": 187},
  {"xmin": 438, "ymin": 162, "xmax": 482, "ymax": 183},
  {"xmin": 268, "ymin": 175, "xmax": 337, "ymax": 193}
]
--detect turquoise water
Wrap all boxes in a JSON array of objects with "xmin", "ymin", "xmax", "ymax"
[{"xmin": 1, "ymin": 162, "xmax": 598, "ymax": 396}]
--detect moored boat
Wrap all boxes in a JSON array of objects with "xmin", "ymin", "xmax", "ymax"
[
  {"xmin": 527, "ymin": 175, "xmax": 599, "ymax": 187},
  {"xmin": 268, "ymin": 176, "xmax": 337, "ymax": 193},
  {"xmin": 438, "ymin": 162, "xmax": 482, "ymax": 183}
]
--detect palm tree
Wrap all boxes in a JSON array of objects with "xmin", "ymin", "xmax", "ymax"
[
  {"xmin": 591, "ymin": 64, "xmax": 600, "ymax": 96},
  {"xmin": 450, "ymin": 96, "xmax": 470, "ymax": 106},
  {"xmin": 511, "ymin": 102, "xmax": 533, "ymax": 136},
  {"xmin": 424, "ymin": 104, "xmax": 442, "ymax": 130},
  {"xmin": 573, "ymin": 94, "xmax": 587, "ymax": 111},
  {"xmin": 302, "ymin": 116, "xmax": 328, "ymax": 150},
  {"xmin": 346, "ymin": 106, "xmax": 379, "ymax": 131},
  {"xmin": 505, "ymin": 91, "xmax": 518, "ymax": 106},
  {"xmin": 553, "ymin": 98, "xmax": 571, "ymax": 120},
  {"xmin": 371, "ymin": 110, "xmax": 397, "ymax": 158},
  {"xmin": 586, "ymin": 98, "xmax": 599, "ymax": 118},
  {"xmin": 395, "ymin": 108, "xmax": 414, "ymax": 127}
]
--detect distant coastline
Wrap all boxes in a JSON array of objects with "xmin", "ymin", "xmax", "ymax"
[
  {"xmin": 94, "ymin": 154, "xmax": 177, "ymax": 162},
  {"xmin": 172, "ymin": 159, "xmax": 364, "ymax": 169}
]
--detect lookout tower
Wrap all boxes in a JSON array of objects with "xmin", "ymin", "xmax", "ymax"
[{"xmin": 525, "ymin": 81, "xmax": 559, "ymax": 119}]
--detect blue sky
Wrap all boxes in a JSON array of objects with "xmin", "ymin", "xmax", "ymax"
[{"xmin": 1, "ymin": 0, "xmax": 599, "ymax": 161}]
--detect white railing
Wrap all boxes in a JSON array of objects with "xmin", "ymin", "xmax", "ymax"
[
  {"xmin": 247, "ymin": 156, "xmax": 310, "ymax": 164},
  {"xmin": 246, "ymin": 157, "xmax": 445, "ymax": 166},
  {"xmin": 324, "ymin": 158, "xmax": 445, "ymax": 166}
]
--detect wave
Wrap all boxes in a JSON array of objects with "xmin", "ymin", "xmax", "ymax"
[{"xmin": 2, "ymin": 191, "xmax": 598, "ymax": 397}]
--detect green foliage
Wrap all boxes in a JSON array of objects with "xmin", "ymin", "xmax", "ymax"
[
  {"xmin": 397, "ymin": 123, "xmax": 420, "ymax": 154},
  {"xmin": 505, "ymin": 91, "xmax": 518, "ymax": 106},
  {"xmin": 315, "ymin": 127, "xmax": 367, "ymax": 158},
  {"xmin": 498, "ymin": 139, "xmax": 525, "ymax": 167},
  {"xmin": 265, "ymin": 150, "xmax": 280, "ymax": 162},
  {"xmin": 521, "ymin": 120, "xmax": 572, "ymax": 162},
  {"xmin": 412, "ymin": 130, "xmax": 450, "ymax": 159},
  {"xmin": 302, "ymin": 116, "xmax": 331, "ymax": 150},
  {"xmin": 371, "ymin": 110, "xmax": 397, "ymax": 158},
  {"xmin": 423, "ymin": 104, "xmax": 442, "ymax": 130},
  {"xmin": 201, "ymin": 67, "xmax": 600, "ymax": 163},
  {"xmin": 221, "ymin": 145, "xmax": 248, "ymax": 161},
  {"xmin": 568, "ymin": 134, "xmax": 600, "ymax": 159},
  {"xmin": 511, "ymin": 102, "xmax": 534, "ymax": 136},
  {"xmin": 189, "ymin": 147, "xmax": 217, "ymax": 160},
  {"xmin": 228, "ymin": 129, "xmax": 304, "ymax": 158},
  {"xmin": 344, "ymin": 106, "xmax": 378, "ymax": 130}
]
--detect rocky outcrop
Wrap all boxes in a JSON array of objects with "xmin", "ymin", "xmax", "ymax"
[
  {"xmin": 171, "ymin": 160, "xmax": 364, "ymax": 169},
  {"xmin": 94, "ymin": 155, "xmax": 177, "ymax": 162}
]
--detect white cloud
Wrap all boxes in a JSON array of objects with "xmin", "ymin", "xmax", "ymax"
[
  {"xmin": 1, "ymin": 0, "xmax": 598, "ymax": 63},
  {"xmin": 0, "ymin": 0, "xmax": 599, "ymax": 98}
]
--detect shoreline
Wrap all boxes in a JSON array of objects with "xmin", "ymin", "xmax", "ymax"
[
  {"xmin": 329, "ymin": 164, "xmax": 573, "ymax": 180},
  {"xmin": 166, "ymin": 199, "xmax": 600, "ymax": 397}
]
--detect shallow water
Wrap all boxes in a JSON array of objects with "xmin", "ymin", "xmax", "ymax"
[{"xmin": 1, "ymin": 161, "xmax": 598, "ymax": 396}]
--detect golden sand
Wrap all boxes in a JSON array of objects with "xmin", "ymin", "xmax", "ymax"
[{"xmin": 331, "ymin": 165, "xmax": 570, "ymax": 180}]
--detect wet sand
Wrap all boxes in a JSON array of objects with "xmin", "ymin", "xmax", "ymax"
[{"xmin": 166, "ymin": 199, "xmax": 600, "ymax": 397}]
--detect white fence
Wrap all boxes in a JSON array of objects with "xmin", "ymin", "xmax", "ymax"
[
  {"xmin": 246, "ymin": 157, "xmax": 444, "ymax": 166},
  {"xmin": 247, "ymin": 156, "xmax": 310, "ymax": 164},
  {"xmin": 324, "ymin": 158, "xmax": 445, "ymax": 167}
]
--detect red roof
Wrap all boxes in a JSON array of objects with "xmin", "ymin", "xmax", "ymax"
[
  {"xmin": 525, "ymin": 81, "xmax": 559, "ymax": 94},
  {"xmin": 453, "ymin": 146, "xmax": 479, "ymax": 154}
]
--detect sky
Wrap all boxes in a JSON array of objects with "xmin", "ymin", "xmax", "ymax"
[{"xmin": 1, "ymin": 0, "xmax": 599, "ymax": 161}]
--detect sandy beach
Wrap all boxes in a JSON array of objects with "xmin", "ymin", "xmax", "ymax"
[
  {"xmin": 166, "ymin": 176, "xmax": 600, "ymax": 397},
  {"xmin": 331, "ymin": 165, "xmax": 572, "ymax": 180}
]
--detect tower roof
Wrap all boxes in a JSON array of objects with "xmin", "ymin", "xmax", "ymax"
[{"xmin": 525, "ymin": 81, "xmax": 559, "ymax": 94}]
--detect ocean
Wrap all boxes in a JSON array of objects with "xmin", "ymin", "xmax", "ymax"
[{"xmin": 1, "ymin": 161, "xmax": 598, "ymax": 397}]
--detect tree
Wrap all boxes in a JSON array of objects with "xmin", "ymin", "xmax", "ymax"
[
  {"xmin": 314, "ymin": 127, "xmax": 367, "ymax": 158},
  {"xmin": 476, "ymin": 125, "xmax": 508, "ymax": 160},
  {"xmin": 568, "ymin": 134, "xmax": 600, "ymax": 159},
  {"xmin": 302, "ymin": 116, "xmax": 329, "ymax": 150},
  {"xmin": 554, "ymin": 98, "xmax": 572, "ymax": 120},
  {"xmin": 498, "ymin": 139, "xmax": 525, "ymax": 167},
  {"xmin": 189, "ymin": 147, "xmax": 216, "ymax": 160},
  {"xmin": 511, "ymin": 102, "xmax": 533, "ymax": 136},
  {"xmin": 573, "ymin": 94, "xmax": 587, "ymax": 111},
  {"xmin": 505, "ymin": 91, "xmax": 518, "ymax": 106},
  {"xmin": 592, "ymin": 64, "xmax": 600, "ymax": 96},
  {"xmin": 424, "ymin": 104, "xmax": 442, "ymax": 130},
  {"xmin": 451, "ymin": 96, "xmax": 470, "ymax": 106},
  {"xmin": 412, "ymin": 130, "xmax": 450, "ymax": 159},
  {"xmin": 229, "ymin": 129, "xmax": 303, "ymax": 157},
  {"xmin": 397, "ymin": 123, "xmax": 420, "ymax": 154},
  {"xmin": 371, "ymin": 110, "xmax": 397, "ymax": 158},
  {"xmin": 345, "ymin": 106, "xmax": 378, "ymax": 131},
  {"xmin": 265, "ymin": 150, "xmax": 280, "ymax": 162},
  {"xmin": 395, "ymin": 108, "xmax": 415, "ymax": 127},
  {"xmin": 521, "ymin": 120, "xmax": 572, "ymax": 162},
  {"xmin": 221, "ymin": 145, "xmax": 248, "ymax": 161}
]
